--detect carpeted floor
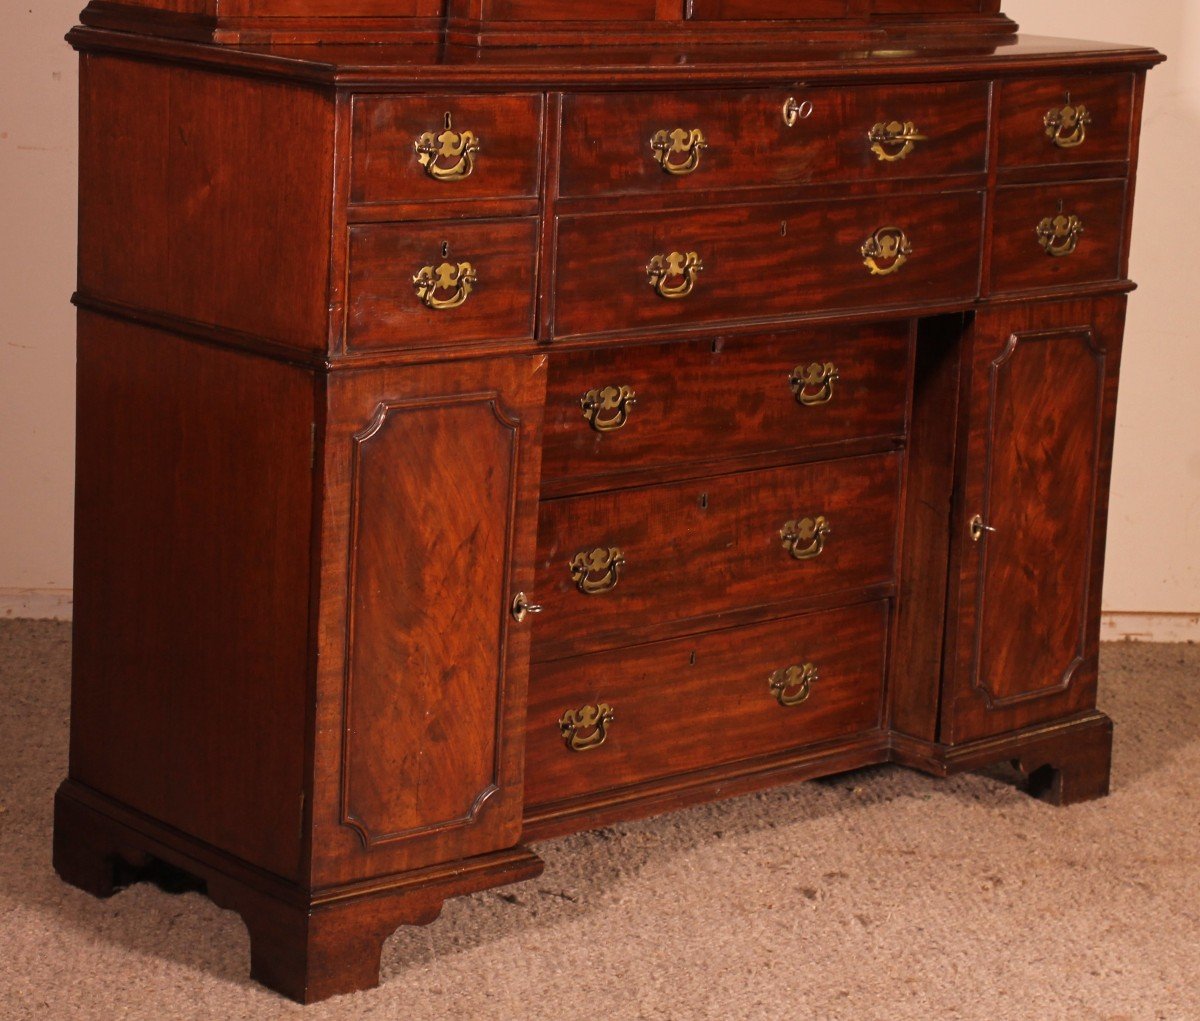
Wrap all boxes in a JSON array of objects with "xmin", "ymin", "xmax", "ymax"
[{"xmin": 1, "ymin": 620, "xmax": 1196, "ymax": 1021}]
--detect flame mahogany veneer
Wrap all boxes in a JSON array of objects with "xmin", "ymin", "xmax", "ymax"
[{"xmin": 57, "ymin": 1, "xmax": 1163, "ymax": 1003}]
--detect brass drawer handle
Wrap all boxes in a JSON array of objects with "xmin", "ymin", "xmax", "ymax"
[
  {"xmin": 647, "ymin": 251, "xmax": 703, "ymax": 300},
  {"xmin": 782, "ymin": 96, "xmax": 814, "ymax": 127},
  {"xmin": 868, "ymin": 120, "xmax": 927, "ymax": 162},
  {"xmin": 650, "ymin": 128, "xmax": 708, "ymax": 176},
  {"xmin": 570, "ymin": 546, "xmax": 625, "ymax": 595},
  {"xmin": 861, "ymin": 227, "xmax": 912, "ymax": 277},
  {"xmin": 789, "ymin": 362, "xmax": 838, "ymax": 406},
  {"xmin": 413, "ymin": 260, "xmax": 476, "ymax": 310},
  {"xmin": 581, "ymin": 385, "xmax": 637, "ymax": 433},
  {"xmin": 768, "ymin": 662, "xmax": 817, "ymax": 707},
  {"xmin": 1044, "ymin": 96, "xmax": 1091, "ymax": 150},
  {"xmin": 780, "ymin": 516, "xmax": 830, "ymax": 560},
  {"xmin": 414, "ymin": 112, "xmax": 480, "ymax": 181},
  {"xmin": 1036, "ymin": 212, "xmax": 1084, "ymax": 258},
  {"xmin": 559, "ymin": 702, "xmax": 615, "ymax": 752}
]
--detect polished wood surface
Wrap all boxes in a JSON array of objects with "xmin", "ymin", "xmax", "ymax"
[
  {"xmin": 524, "ymin": 600, "xmax": 888, "ymax": 808},
  {"xmin": 540, "ymin": 324, "xmax": 911, "ymax": 487},
  {"xmin": 558, "ymin": 81, "xmax": 989, "ymax": 197},
  {"xmin": 59, "ymin": 8, "xmax": 1162, "ymax": 1002},
  {"xmin": 553, "ymin": 191, "xmax": 984, "ymax": 337},
  {"xmin": 533, "ymin": 453, "xmax": 901, "ymax": 659}
]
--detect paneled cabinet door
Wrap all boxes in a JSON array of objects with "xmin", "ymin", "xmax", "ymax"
[
  {"xmin": 313, "ymin": 356, "xmax": 546, "ymax": 884},
  {"xmin": 942, "ymin": 298, "xmax": 1125, "ymax": 744}
]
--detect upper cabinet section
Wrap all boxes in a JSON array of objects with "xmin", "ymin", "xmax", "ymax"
[{"xmin": 79, "ymin": 0, "xmax": 1013, "ymax": 44}]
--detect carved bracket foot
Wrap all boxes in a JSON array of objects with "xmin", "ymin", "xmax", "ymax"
[{"xmin": 52, "ymin": 780, "xmax": 544, "ymax": 1003}]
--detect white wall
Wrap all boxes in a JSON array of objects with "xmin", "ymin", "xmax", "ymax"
[{"xmin": 1, "ymin": 4, "xmax": 1197, "ymax": 634}]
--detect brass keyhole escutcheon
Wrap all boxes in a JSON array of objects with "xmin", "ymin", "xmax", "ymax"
[
  {"xmin": 1036, "ymin": 213, "xmax": 1084, "ymax": 258},
  {"xmin": 780, "ymin": 516, "xmax": 830, "ymax": 561},
  {"xmin": 569, "ymin": 547, "xmax": 625, "ymax": 595},
  {"xmin": 789, "ymin": 362, "xmax": 838, "ymax": 406},
  {"xmin": 782, "ymin": 96, "xmax": 814, "ymax": 127},
  {"xmin": 414, "ymin": 112, "xmax": 480, "ymax": 181},
  {"xmin": 510, "ymin": 592, "xmax": 543, "ymax": 624},
  {"xmin": 412, "ymin": 260, "xmax": 476, "ymax": 310},
  {"xmin": 861, "ymin": 227, "xmax": 912, "ymax": 276},
  {"xmin": 650, "ymin": 128, "xmax": 708, "ymax": 176},
  {"xmin": 768, "ymin": 662, "xmax": 817, "ymax": 707},
  {"xmin": 1044, "ymin": 97, "xmax": 1091, "ymax": 150},
  {"xmin": 646, "ymin": 251, "xmax": 703, "ymax": 299},
  {"xmin": 868, "ymin": 120, "xmax": 927, "ymax": 162},
  {"xmin": 559, "ymin": 703, "xmax": 615, "ymax": 752},
  {"xmin": 581, "ymin": 385, "xmax": 637, "ymax": 433}
]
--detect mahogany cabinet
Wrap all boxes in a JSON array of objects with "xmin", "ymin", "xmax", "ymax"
[{"xmin": 56, "ymin": 0, "xmax": 1162, "ymax": 1003}]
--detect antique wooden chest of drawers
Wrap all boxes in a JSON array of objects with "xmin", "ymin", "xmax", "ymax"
[{"xmin": 56, "ymin": 0, "xmax": 1163, "ymax": 1003}]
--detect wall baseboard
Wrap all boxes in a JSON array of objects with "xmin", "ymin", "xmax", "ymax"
[
  {"xmin": 2, "ymin": 590, "xmax": 1197, "ymax": 642},
  {"xmin": 1101, "ymin": 611, "xmax": 1200, "ymax": 644},
  {"xmin": 0, "ymin": 588, "xmax": 74, "ymax": 621}
]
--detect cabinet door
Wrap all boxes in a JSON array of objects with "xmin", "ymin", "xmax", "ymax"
[
  {"xmin": 942, "ymin": 298, "xmax": 1125, "ymax": 744},
  {"xmin": 313, "ymin": 356, "xmax": 545, "ymax": 884}
]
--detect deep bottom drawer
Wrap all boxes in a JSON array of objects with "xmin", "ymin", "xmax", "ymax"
[{"xmin": 524, "ymin": 600, "xmax": 888, "ymax": 809}]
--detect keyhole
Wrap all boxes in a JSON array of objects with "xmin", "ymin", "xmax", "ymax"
[
  {"xmin": 711, "ymin": 337, "xmax": 725, "ymax": 354},
  {"xmin": 443, "ymin": 111, "xmax": 453, "ymax": 129},
  {"xmin": 441, "ymin": 240, "xmax": 450, "ymax": 258},
  {"xmin": 698, "ymin": 492, "xmax": 709, "ymax": 510},
  {"xmin": 689, "ymin": 650, "xmax": 697, "ymax": 666},
  {"xmin": 781, "ymin": 220, "xmax": 788, "ymax": 237}
]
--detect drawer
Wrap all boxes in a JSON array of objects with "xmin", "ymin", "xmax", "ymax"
[
  {"xmin": 345, "ymin": 218, "xmax": 538, "ymax": 351},
  {"xmin": 541, "ymin": 324, "xmax": 911, "ymax": 484},
  {"xmin": 558, "ymin": 82, "xmax": 989, "ymax": 197},
  {"xmin": 996, "ymin": 75, "xmax": 1133, "ymax": 170},
  {"xmin": 553, "ymin": 191, "xmax": 983, "ymax": 337},
  {"xmin": 524, "ymin": 600, "xmax": 888, "ymax": 808},
  {"xmin": 532, "ymin": 452, "xmax": 900, "ymax": 659},
  {"xmin": 349, "ymin": 94, "xmax": 544, "ymax": 205},
  {"xmin": 990, "ymin": 179, "xmax": 1126, "ymax": 294}
]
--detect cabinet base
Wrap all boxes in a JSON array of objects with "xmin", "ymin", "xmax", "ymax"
[
  {"xmin": 53, "ymin": 713, "xmax": 1112, "ymax": 1002},
  {"xmin": 891, "ymin": 710, "xmax": 1114, "ymax": 806},
  {"xmin": 52, "ymin": 781, "xmax": 545, "ymax": 1003}
]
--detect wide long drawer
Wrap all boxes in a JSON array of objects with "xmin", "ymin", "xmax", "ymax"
[
  {"xmin": 524, "ymin": 600, "xmax": 888, "ymax": 809},
  {"xmin": 532, "ymin": 451, "xmax": 901, "ymax": 659},
  {"xmin": 552, "ymin": 191, "xmax": 984, "ymax": 337},
  {"xmin": 541, "ymin": 324, "xmax": 912, "ymax": 485},
  {"xmin": 558, "ymin": 81, "xmax": 989, "ymax": 197}
]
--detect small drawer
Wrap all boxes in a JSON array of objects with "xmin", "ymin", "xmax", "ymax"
[
  {"xmin": 542, "ymin": 324, "xmax": 911, "ymax": 484},
  {"xmin": 345, "ymin": 218, "xmax": 538, "ymax": 352},
  {"xmin": 349, "ymin": 94, "xmax": 544, "ymax": 206},
  {"xmin": 532, "ymin": 452, "xmax": 900, "ymax": 659},
  {"xmin": 553, "ymin": 191, "xmax": 983, "ymax": 337},
  {"xmin": 524, "ymin": 600, "xmax": 888, "ymax": 808},
  {"xmin": 559, "ymin": 82, "xmax": 989, "ymax": 197},
  {"xmin": 996, "ymin": 75, "xmax": 1133, "ymax": 170},
  {"xmin": 990, "ymin": 180, "xmax": 1126, "ymax": 294}
]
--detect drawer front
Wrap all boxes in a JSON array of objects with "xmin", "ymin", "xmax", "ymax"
[
  {"xmin": 553, "ymin": 191, "xmax": 983, "ymax": 337},
  {"xmin": 533, "ymin": 452, "xmax": 900, "ymax": 658},
  {"xmin": 559, "ymin": 83, "xmax": 989, "ymax": 197},
  {"xmin": 996, "ymin": 75, "xmax": 1133, "ymax": 170},
  {"xmin": 524, "ymin": 600, "xmax": 888, "ymax": 807},
  {"xmin": 346, "ymin": 218, "xmax": 538, "ymax": 351},
  {"xmin": 990, "ymin": 180, "xmax": 1126, "ymax": 294},
  {"xmin": 542, "ymin": 324, "xmax": 911, "ymax": 483},
  {"xmin": 349, "ymin": 94, "xmax": 544, "ymax": 205}
]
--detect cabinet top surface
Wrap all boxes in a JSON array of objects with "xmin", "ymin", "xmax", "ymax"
[{"xmin": 71, "ymin": 30, "xmax": 1164, "ymax": 85}]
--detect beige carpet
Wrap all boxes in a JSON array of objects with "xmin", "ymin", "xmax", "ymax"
[{"xmin": 1, "ymin": 620, "xmax": 1197, "ymax": 1021}]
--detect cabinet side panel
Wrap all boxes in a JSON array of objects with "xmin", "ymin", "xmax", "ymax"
[
  {"xmin": 77, "ymin": 55, "xmax": 334, "ymax": 350},
  {"xmin": 312, "ymin": 357, "xmax": 545, "ymax": 885},
  {"xmin": 70, "ymin": 312, "xmax": 315, "ymax": 880},
  {"xmin": 341, "ymin": 397, "xmax": 517, "ymax": 847}
]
